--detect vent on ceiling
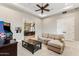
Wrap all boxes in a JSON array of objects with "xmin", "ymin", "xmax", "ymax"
[{"xmin": 62, "ymin": 11, "xmax": 67, "ymax": 14}]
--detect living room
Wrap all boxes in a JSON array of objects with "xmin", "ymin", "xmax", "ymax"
[{"xmin": 0, "ymin": 3, "xmax": 79, "ymax": 56}]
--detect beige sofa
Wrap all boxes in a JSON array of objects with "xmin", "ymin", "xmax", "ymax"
[{"xmin": 38, "ymin": 33, "xmax": 65, "ymax": 54}]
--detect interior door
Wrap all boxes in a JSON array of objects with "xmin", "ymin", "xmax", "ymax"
[{"xmin": 57, "ymin": 17, "xmax": 75, "ymax": 41}]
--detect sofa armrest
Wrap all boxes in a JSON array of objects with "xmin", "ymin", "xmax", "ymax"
[
  {"xmin": 59, "ymin": 38, "xmax": 64, "ymax": 42},
  {"xmin": 60, "ymin": 38, "xmax": 65, "ymax": 53},
  {"xmin": 47, "ymin": 39, "xmax": 65, "ymax": 54}
]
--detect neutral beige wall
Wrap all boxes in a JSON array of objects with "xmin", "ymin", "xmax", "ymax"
[
  {"xmin": 0, "ymin": 5, "xmax": 42, "ymax": 42},
  {"xmin": 42, "ymin": 16, "xmax": 57, "ymax": 34},
  {"xmin": 75, "ymin": 11, "xmax": 79, "ymax": 41},
  {"xmin": 42, "ymin": 9, "xmax": 79, "ymax": 41}
]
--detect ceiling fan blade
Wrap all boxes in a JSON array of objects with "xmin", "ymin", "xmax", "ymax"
[
  {"xmin": 43, "ymin": 3, "xmax": 49, "ymax": 8},
  {"xmin": 44, "ymin": 9, "xmax": 50, "ymax": 11},
  {"xmin": 36, "ymin": 4, "xmax": 41, "ymax": 8},
  {"xmin": 35, "ymin": 9, "xmax": 41, "ymax": 11},
  {"xmin": 41, "ymin": 10, "xmax": 43, "ymax": 14}
]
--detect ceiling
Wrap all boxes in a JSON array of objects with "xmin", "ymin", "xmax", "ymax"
[{"xmin": 1, "ymin": 3, "xmax": 79, "ymax": 18}]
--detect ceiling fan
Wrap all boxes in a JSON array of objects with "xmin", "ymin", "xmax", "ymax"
[{"xmin": 35, "ymin": 3, "xmax": 50, "ymax": 14}]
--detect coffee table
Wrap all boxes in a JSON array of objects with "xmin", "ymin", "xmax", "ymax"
[{"xmin": 22, "ymin": 39, "xmax": 42, "ymax": 54}]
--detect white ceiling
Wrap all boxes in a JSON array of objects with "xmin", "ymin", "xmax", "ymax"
[
  {"xmin": 19, "ymin": 3, "xmax": 66, "ymax": 18},
  {"xmin": 1, "ymin": 3, "xmax": 79, "ymax": 18}
]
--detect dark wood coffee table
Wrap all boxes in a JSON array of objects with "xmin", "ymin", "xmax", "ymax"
[{"xmin": 22, "ymin": 39, "xmax": 42, "ymax": 54}]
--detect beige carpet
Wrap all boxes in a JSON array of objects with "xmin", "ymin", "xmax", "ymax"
[{"xmin": 18, "ymin": 41, "xmax": 79, "ymax": 56}]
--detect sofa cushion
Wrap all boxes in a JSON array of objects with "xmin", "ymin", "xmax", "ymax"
[
  {"xmin": 48, "ymin": 34, "xmax": 55, "ymax": 39},
  {"xmin": 54, "ymin": 35, "xmax": 64, "ymax": 40},
  {"xmin": 39, "ymin": 36, "xmax": 53, "ymax": 41},
  {"xmin": 42, "ymin": 33, "xmax": 49, "ymax": 38},
  {"xmin": 48, "ymin": 40, "xmax": 63, "ymax": 48}
]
